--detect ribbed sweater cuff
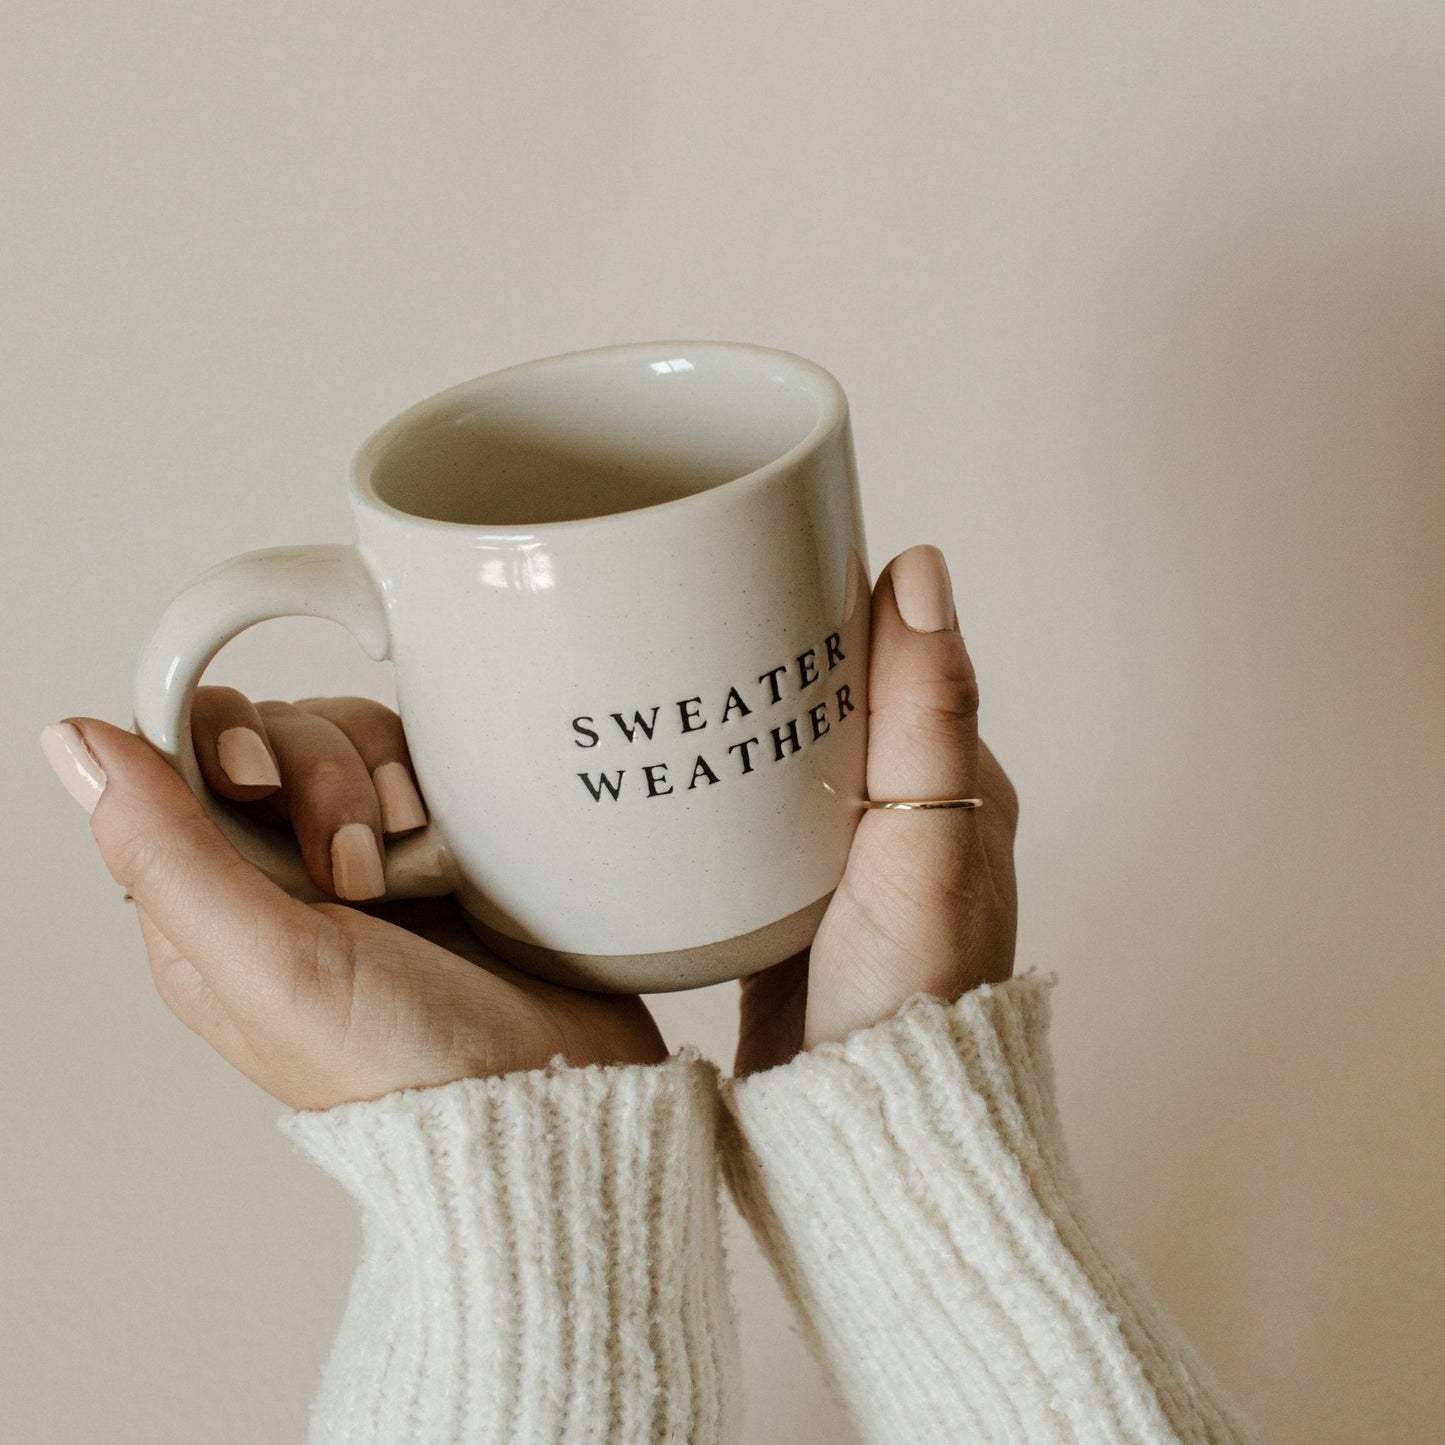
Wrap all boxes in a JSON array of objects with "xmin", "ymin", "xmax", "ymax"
[
  {"xmin": 280, "ymin": 1052, "xmax": 740, "ymax": 1445},
  {"xmin": 719, "ymin": 974, "xmax": 1261, "ymax": 1445}
]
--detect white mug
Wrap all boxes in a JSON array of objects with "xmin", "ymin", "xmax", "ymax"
[{"xmin": 133, "ymin": 341, "xmax": 871, "ymax": 992}]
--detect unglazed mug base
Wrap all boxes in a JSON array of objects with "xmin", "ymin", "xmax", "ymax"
[{"xmin": 461, "ymin": 891, "xmax": 834, "ymax": 993}]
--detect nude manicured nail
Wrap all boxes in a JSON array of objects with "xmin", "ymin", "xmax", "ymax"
[
  {"xmin": 892, "ymin": 546, "xmax": 958, "ymax": 633},
  {"xmin": 331, "ymin": 823, "xmax": 386, "ymax": 901},
  {"xmin": 216, "ymin": 726, "xmax": 281, "ymax": 788},
  {"xmin": 373, "ymin": 762, "xmax": 427, "ymax": 834},
  {"xmin": 39, "ymin": 722, "xmax": 108, "ymax": 814}
]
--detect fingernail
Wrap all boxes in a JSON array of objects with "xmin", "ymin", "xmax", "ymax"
[
  {"xmin": 216, "ymin": 726, "xmax": 281, "ymax": 788},
  {"xmin": 331, "ymin": 822, "xmax": 386, "ymax": 901},
  {"xmin": 39, "ymin": 722, "xmax": 107, "ymax": 814},
  {"xmin": 892, "ymin": 545, "xmax": 958, "ymax": 633},
  {"xmin": 373, "ymin": 762, "xmax": 427, "ymax": 834}
]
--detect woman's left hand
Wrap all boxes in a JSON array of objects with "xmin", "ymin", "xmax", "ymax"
[{"xmin": 38, "ymin": 708, "xmax": 668, "ymax": 1111}]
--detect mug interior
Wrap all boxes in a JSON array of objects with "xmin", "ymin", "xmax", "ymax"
[{"xmin": 362, "ymin": 346, "xmax": 828, "ymax": 526}]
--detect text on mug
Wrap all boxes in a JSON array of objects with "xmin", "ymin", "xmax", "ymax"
[{"xmin": 570, "ymin": 632, "xmax": 856, "ymax": 801}]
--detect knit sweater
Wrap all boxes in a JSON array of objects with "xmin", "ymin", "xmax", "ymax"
[{"xmin": 280, "ymin": 974, "xmax": 1263, "ymax": 1444}]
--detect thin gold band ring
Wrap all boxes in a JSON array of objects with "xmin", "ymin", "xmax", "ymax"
[{"xmin": 861, "ymin": 797, "xmax": 984, "ymax": 811}]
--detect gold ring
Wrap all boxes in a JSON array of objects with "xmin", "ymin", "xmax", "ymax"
[{"xmin": 861, "ymin": 797, "xmax": 984, "ymax": 810}]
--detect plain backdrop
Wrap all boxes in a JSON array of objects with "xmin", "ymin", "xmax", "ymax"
[{"xmin": 4, "ymin": 4, "xmax": 1443, "ymax": 1442}]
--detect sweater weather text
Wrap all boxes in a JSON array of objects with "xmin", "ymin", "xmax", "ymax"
[{"xmin": 571, "ymin": 632, "xmax": 855, "ymax": 802}]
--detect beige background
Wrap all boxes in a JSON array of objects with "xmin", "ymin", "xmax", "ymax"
[{"xmin": 4, "ymin": 3, "xmax": 1443, "ymax": 1441}]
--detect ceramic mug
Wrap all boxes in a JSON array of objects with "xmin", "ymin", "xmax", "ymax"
[{"xmin": 132, "ymin": 341, "xmax": 871, "ymax": 992}]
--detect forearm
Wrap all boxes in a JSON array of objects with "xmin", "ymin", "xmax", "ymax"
[
  {"xmin": 281, "ymin": 1052, "xmax": 741, "ymax": 1445},
  {"xmin": 719, "ymin": 975, "xmax": 1262, "ymax": 1445}
]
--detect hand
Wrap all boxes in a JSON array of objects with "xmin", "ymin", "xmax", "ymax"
[
  {"xmin": 735, "ymin": 544, "xmax": 1019, "ymax": 1076},
  {"xmin": 39, "ymin": 696, "xmax": 667, "ymax": 1111}
]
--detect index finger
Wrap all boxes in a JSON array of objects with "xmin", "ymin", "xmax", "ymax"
[{"xmin": 191, "ymin": 685, "xmax": 282, "ymax": 801}]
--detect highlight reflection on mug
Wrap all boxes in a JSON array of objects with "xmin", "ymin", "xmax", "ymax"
[{"xmin": 474, "ymin": 541, "xmax": 556, "ymax": 592}]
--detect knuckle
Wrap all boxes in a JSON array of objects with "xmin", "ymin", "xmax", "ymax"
[
  {"xmin": 355, "ymin": 699, "xmax": 406, "ymax": 735},
  {"xmin": 294, "ymin": 906, "xmax": 361, "ymax": 1006},
  {"xmin": 340, "ymin": 697, "xmax": 406, "ymax": 743},
  {"xmin": 878, "ymin": 643, "xmax": 981, "ymax": 737},
  {"xmin": 291, "ymin": 696, "xmax": 340, "ymax": 717},
  {"xmin": 194, "ymin": 684, "xmax": 253, "ymax": 714},
  {"xmin": 298, "ymin": 754, "xmax": 364, "ymax": 799},
  {"xmin": 296, "ymin": 695, "xmax": 394, "ymax": 723},
  {"xmin": 898, "ymin": 669, "xmax": 980, "ymax": 734},
  {"xmin": 103, "ymin": 817, "xmax": 226, "ymax": 894},
  {"xmin": 980, "ymin": 745, "xmax": 1020, "ymax": 827},
  {"xmin": 102, "ymin": 821, "xmax": 166, "ymax": 889},
  {"xmin": 988, "ymin": 757, "xmax": 1023, "ymax": 826},
  {"xmin": 335, "ymin": 695, "xmax": 393, "ymax": 719},
  {"xmin": 996, "ymin": 774, "xmax": 1020, "ymax": 826}
]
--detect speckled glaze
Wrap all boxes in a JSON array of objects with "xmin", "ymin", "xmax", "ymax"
[{"xmin": 133, "ymin": 342, "xmax": 870, "ymax": 992}]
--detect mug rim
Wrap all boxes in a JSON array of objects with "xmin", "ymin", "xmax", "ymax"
[{"xmin": 348, "ymin": 339, "xmax": 849, "ymax": 536}]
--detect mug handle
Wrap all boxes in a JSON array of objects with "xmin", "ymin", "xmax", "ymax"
[{"xmin": 131, "ymin": 543, "xmax": 453, "ymax": 902}]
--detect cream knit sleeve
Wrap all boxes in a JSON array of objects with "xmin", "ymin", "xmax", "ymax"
[
  {"xmin": 718, "ymin": 974, "xmax": 1264, "ymax": 1445},
  {"xmin": 279, "ymin": 1051, "xmax": 741, "ymax": 1445}
]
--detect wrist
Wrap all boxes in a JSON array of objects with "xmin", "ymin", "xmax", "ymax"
[
  {"xmin": 281, "ymin": 1049, "xmax": 740, "ymax": 1442},
  {"xmin": 548, "ymin": 997, "xmax": 671, "ymax": 1071}
]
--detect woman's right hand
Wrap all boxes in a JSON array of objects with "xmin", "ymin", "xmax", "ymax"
[
  {"xmin": 39, "ymin": 692, "xmax": 669, "ymax": 1112},
  {"xmin": 734, "ymin": 545, "xmax": 1019, "ymax": 1076}
]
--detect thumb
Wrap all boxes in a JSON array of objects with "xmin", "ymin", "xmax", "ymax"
[
  {"xmin": 39, "ymin": 718, "xmax": 332, "ymax": 1017},
  {"xmin": 838, "ymin": 546, "xmax": 992, "ymax": 986},
  {"xmin": 865, "ymin": 545, "xmax": 979, "ymax": 808}
]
